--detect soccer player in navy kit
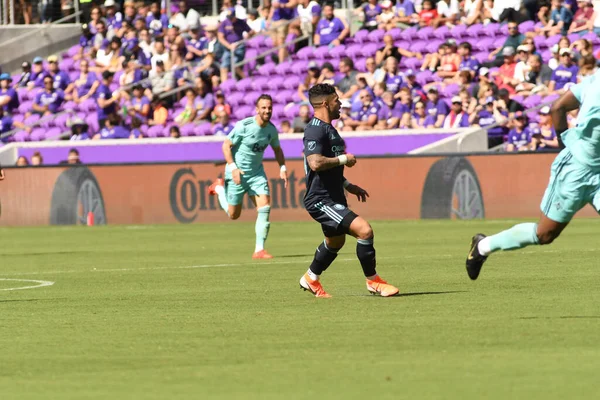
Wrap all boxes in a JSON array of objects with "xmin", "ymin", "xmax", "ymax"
[{"xmin": 299, "ymin": 84, "xmax": 399, "ymax": 298}]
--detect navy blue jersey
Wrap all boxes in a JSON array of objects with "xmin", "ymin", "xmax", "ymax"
[{"xmin": 303, "ymin": 117, "xmax": 347, "ymax": 207}]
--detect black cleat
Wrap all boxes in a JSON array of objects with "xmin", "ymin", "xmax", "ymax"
[{"xmin": 466, "ymin": 233, "xmax": 488, "ymax": 280}]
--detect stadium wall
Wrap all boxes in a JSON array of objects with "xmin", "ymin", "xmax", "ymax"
[{"xmin": 1, "ymin": 152, "xmax": 597, "ymax": 226}]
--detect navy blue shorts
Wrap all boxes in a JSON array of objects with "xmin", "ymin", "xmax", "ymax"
[{"xmin": 307, "ymin": 198, "xmax": 358, "ymax": 237}]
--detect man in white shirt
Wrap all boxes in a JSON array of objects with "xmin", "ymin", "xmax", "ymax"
[
  {"xmin": 151, "ymin": 40, "xmax": 169, "ymax": 70},
  {"xmin": 296, "ymin": 0, "xmax": 321, "ymax": 36},
  {"xmin": 492, "ymin": 0, "xmax": 523, "ymax": 23},
  {"xmin": 169, "ymin": 1, "xmax": 201, "ymax": 32},
  {"xmin": 436, "ymin": 0, "xmax": 459, "ymax": 27}
]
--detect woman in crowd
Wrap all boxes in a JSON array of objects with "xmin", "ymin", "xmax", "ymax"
[{"xmin": 298, "ymin": 62, "xmax": 321, "ymax": 104}]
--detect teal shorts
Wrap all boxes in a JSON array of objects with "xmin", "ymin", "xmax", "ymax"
[
  {"xmin": 540, "ymin": 149, "xmax": 600, "ymax": 223},
  {"xmin": 224, "ymin": 169, "xmax": 270, "ymax": 206}
]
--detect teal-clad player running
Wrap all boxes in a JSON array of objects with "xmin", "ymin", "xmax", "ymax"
[
  {"xmin": 466, "ymin": 71, "xmax": 600, "ymax": 279},
  {"xmin": 209, "ymin": 94, "xmax": 288, "ymax": 259}
]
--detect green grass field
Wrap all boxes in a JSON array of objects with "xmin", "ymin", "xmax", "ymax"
[{"xmin": 2, "ymin": 219, "xmax": 600, "ymax": 399}]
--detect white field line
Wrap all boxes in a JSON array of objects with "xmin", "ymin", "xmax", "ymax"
[{"xmin": 0, "ymin": 278, "xmax": 55, "ymax": 291}]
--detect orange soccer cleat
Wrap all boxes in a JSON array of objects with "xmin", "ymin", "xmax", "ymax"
[
  {"xmin": 299, "ymin": 273, "xmax": 332, "ymax": 298},
  {"xmin": 366, "ymin": 276, "xmax": 399, "ymax": 297},
  {"xmin": 252, "ymin": 249, "xmax": 273, "ymax": 259},
  {"xmin": 208, "ymin": 178, "xmax": 225, "ymax": 196}
]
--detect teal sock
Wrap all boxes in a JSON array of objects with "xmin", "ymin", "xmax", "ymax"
[
  {"xmin": 255, "ymin": 205, "xmax": 271, "ymax": 252},
  {"xmin": 486, "ymin": 223, "xmax": 540, "ymax": 254},
  {"xmin": 215, "ymin": 185, "xmax": 229, "ymax": 215}
]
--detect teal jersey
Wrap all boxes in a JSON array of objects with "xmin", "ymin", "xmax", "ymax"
[
  {"xmin": 565, "ymin": 70, "xmax": 600, "ymax": 170},
  {"xmin": 227, "ymin": 117, "xmax": 280, "ymax": 173}
]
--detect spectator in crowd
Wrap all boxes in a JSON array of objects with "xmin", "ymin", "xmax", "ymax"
[
  {"xmin": 194, "ymin": 76, "xmax": 215, "ymax": 122},
  {"xmin": 421, "ymin": 43, "xmax": 447, "ymax": 72},
  {"xmin": 72, "ymin": 60, "xmax": 99, "ymax": 104},
  {"xmin": 435, "ymin": 0, "xmax": 460, "ymax": 28},
  {"xmin": 506, "ymin": 112, "xmax": 533, "ymax": 151},
  {"xmin": 497, "ymin": 88, "xmax": 525, "ymax": 122},
  {"xmin": 377, "ymin": 57, "xmax": 403, "ymax": 96},
  {"xmin": 175, "ymin": 88, "xmax": 198, "ymax": 125},
  {"xmin": 531, "ymin": 106, "xmax": 560, "ymax": 150},
  {"xmin": 218, "ymin": 7, "xmax": 254, "ymax": 83},
  {"xmin": 378, "ymin": 1, "xmax": 398, "ymax": 31},
  {"xmin": 548, "ymin": 48, "xmax": 578, "ymax": 93},
  {"xmin": 247, "ymin": 9, "xmax": 266, "ymax": 33},
  {"xmin": 572, "ymin": 38, "xmax": 593, "ymax": 63},
  {"xmin": 336, "ymin": 57, "xmax": 359, "ymax": 100},
  {"xmin": 103, "ymin": 0, "xmax": 123, "ymax": 35},
  {"xmin": 139, "ymin": 29, "xmax": 154, "ymax": 55},
  {"xmin": 485, "ymin": 21, "xmax": 524, "ymax": 68},
  {"xmin": 456, "ymin": 42, "xmax": 480, "ymax": 80},
  {"xmin": 318, "ymin": 61, "xmax": 336, "ymax": 85},
  {"xmin": 418, "ymin": 0, "xmax": 438, "ymax": 27},
  {"xmin": 95, "ymin": 113, "xmax": 131, "ymax": 140},
  {"xmin": 146, "ymin": 2, "xmax": 169, "ymax": 37},
  {"xmin": 581, "ymin": 1, "xmax": 600, "ymax": 35},
  {"xmin": 293, "ymin": 104, "xmax": 312, "ymax": 132},
  {"xmin": 169, "ymin": 126, "xmax": 181, "ymax": 139},
  {"xmin": 462, "ymin": 0, "xmax": 484, "ymax": 26},
  {"xmin": 67, "ymin": 117, "xmax": 90, "ymax": 141},
  {"xmin": 151, "ymin": 40, "xmax": 170, "ymax": 70},
  {"xmin": 400, "ymin": 70, "xmax": 425, "ymax": 101},
  {"xmin": 93, "ymin": 21, "xmax": 108, "ymax": 53},
  {"xmin": 492, "ymin": 46, "xmax": 518, "ymax": 94},
  {"xmin": 130, "ymin": 118, "xmax": 143, "ymax": 139},
  {"xmin": 578, "ymin": 54, "xmax": 597, "ymax": 78},
  {"xmin": 393, "ymin": 88, "xmax": 413, "ymax": 129},
  {"xmin": 149, "ymin": 60, "xmax": 174, "ymax": 99},
  {"xmin": 186, "ymin": 27, "xmax": 209, "ymax": 62},
  {"xmin": 170, "ymin": 47, "xmax": 191, "ymax": 88},
  {"xmin": 359, "ymin": 0, "xmax": 382, "ymax": 31},
  {"xmin": 46, "ymin": 55, "xmax": 72, "ymax": 94},
  {"xmin": 395, "ymin": 0, "xmax": 418, "ymax": 27},
  {"xmin": 123, "ymin": 38, "xmax": 152, "ymax": 73},
  {"xmin": 569, "ymin": 0, "xmax": 594, "ymax": 35},
  {"xmin": 119, "ymin": 58, "xmax": 144, "ymax": 90},
  {"xmin": 16, "ymin": 156, "xmax": 29, "ymax": 167},
  {"xmin": 269, "ymin": 0, "xmax": 298, "ymax": 63},
  {"xmin": 548, "ymin": 0, "xmax": 574, "ymax": 36},
  {"xmin": 341, "ymin": 89, "xmax": 379, "ymax": 131},
  {"xmin": 516, "ymin": 54, "xmax": 553, "ymax": 95},
  {"xmin": 96, "ymin": 36, "xmax": 122, "ymax": 73},
  {"xmin": 280, "ymin": 120, "xmax": 294, "ymax": 134},
  {"xmin": 0, "ymin": 107, "xmax": 29, "ymax": 143},
  {"xmin": 170, "ymin": 1, "xmax": 201, "ymax": 33},
  {"xmin": 425, "ymin": 87, "xmax": 449, "ymax": 128},
  {"xmin": 97, "ymin": 71, "xmax": 120, "ymax": 128},
  {"xmin": 411, "ymin": 100, "xmax": 436, "ymax": 128},
  {"xmin": 436, "ymin": 40, "xmax": 461, "ymax": 78},
  {"xmin": 0, "ymin": 73, "xmax": 20, "ymax": 114},
  {"xmin": 297, "ymin": 62, "xmax": 321, "ymax": 103},
  {"xmin": 65, "ymin": 149, "xmax": 82, "ymax": 164},
  {"xmin": 443, "ymin": 96, "xmax": 470, "ymax": 128},
  {"xmin": 471, "ymin": 96, "xmax": 508, "ymax": 148},
  {"xmin": 212, "ymin": 110, "xmax": 235, "ymax": 136},
  {"xmin": 375, "ymin": 34, "xmax": 422, "ymax": 67},
  {"xmin": 296, "ymin": 0, "xmax": 321, "ymax": 38},
  {"xmin": 356, "ymin": 58, "xmax": 380, "ymax": 87},
  {"xmin": 211, "ymin": 91, "xmax": 232, "ymax": 122},
  {"xmin": 127, "ymin": 84, "xmax": 150, "ymax": 122},
  {"xmin": 314, "ymin": 4, "xmax": 349, "ymax": 47},
  {"xmin": 29, "ymin": 57, "xmax": 47, "ymax": 89},
  {"xmin": 31, "ymin": 151, "xmax": 43, "ymax": 166},
  {"xmin": 27, "ymin": 75, "xmax": 65, "ymax": 118},
  {"xmin": 17, "ymin": 62, "xmax": 32, "ymax": 88}
]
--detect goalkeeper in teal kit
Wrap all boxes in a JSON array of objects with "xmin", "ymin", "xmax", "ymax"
[{"xmin": 209, "ymin": 95, "xmax": 288, "ymax": 259}]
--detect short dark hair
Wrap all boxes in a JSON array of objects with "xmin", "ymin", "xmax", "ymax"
[
  {"xmin": 459, "ymin": 42, "xmax": 472, "ymax": 52},
  {"xmin": 69, "ymin": 148, "xmax": 79, "ymax": 155},
  {"xmin": 340, "ymin": 57, "xmax": 354, "ymax": 69},
  {"xmin": 308, "ymin": 83, "xmax": 337, "ymax": 107},
  {"xmin": 321, "ymin": 62, "xmax": 335, "ymax": 73},
  {"xmin": 256, "ymin": 94, "xmax": 273, "ymax": 106}
]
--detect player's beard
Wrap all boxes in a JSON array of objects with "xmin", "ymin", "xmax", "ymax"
[{"xmin": 331, "ymin": 107, "xmax": 341, "ymax": 120}]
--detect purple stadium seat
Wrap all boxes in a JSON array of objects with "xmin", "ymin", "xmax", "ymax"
[
  {"xmin": 388, "ymin": 28, "xmax": 402, "ymax": 40},
  {"xmin": 24, "ymin": 114, "xmax": 41, "ymax": 126},
  {"xmin": 54, "ymin": 113, "xmax": 70, "ymax": 129},
  {"xmin": 367, "ymin": 29, "xmax": 385, "ymax": 43},
  {"xmin": 355, "ymin": 57, "xmax": 367, "ymax": 72},
  {"xmin": 400, "ymin": 26, "xmax": 419, "ymax": 40},
  {"xmin": 353, "ymin": 30, "xmax": 370, "ymax": 43},
  {"xmin": 30, "ymin": 127, "xmax": 46, "ymax": 141},
  {"xmin": 17, "ymin": 87, "xmax": 29, "ymax": 102},
  {"xmin": 292, "ymin": 91, "xmax": 302, "ymax": 103},
  {"xmin": 275, "ymin": 61, "xmax": 293, "ymax": 75},
  {"xmin": 44, "ymin": 127, "xmax": 62, "ymax": 140},
  {"xmin": 451, "ymin": 24, "xmax": 467, "ymax": 39},
  {"xmin": 13, "ymin": 130, "xmax": 29, "ymax": 142},
  {"xmin": 291, "ymin": 60, "xmax": 309, "ymax": 75},
  {"xmin": 545, "ymin": 35, "xmax": 562, "ymax": 48},
  {"xmin": 146, "ymin": 125, "xmax": 164, "ymax": 138},
  {"xmin": 18, "ymin": 101, "xmax": 33, "ymax": 115},
  {"xmin": 313, "ymin": 45, "xmax": 331, "ymax": 60},
  {"xmin": 543, "ymin": 94, "xmax": 560, "ymax": 104},
  {"xmin": 425, "ymin": 40, "xmax": 444, "ymax": 54},
  {"xmin": 519, "ymin": 20, "xmax": 535, "ymax": 33},
  {"xmin": 180, "ymin": 123, "xmax": 196, "ymax": 137},
  {"xmin": 512, "ymin": 95, "xmax": 524, "ymax": 104},
  {"xmin": 272, "ymin": 104, "xmax": 285, "ymax": 119},
  {"xmin": 330, "ymin": 45, "xmax": 346, "ymax": 59},
  {"xmin": 80, "ymin": 98, "xmax": 96, "ymax": 112},
  {"xmin": 475, "ymin": 37, "xmax": 495, "ymax": 52},
  {"xmin": 523, "ymin": 95, "xmax": 542, "ymax": 109},
  {"xmin": 441, "ymin": 83, "xmax": 460, "ymax": 98},
  {"xmin": 296, "ymin": 46, "xmax": 314, "ymax": 60},
  {"xmin": 404, "ymin": 57, "xmax": 422, "ymax": 70},
  {"xmin": 220, "ymin": 79, "xmax": 236, "ymax": 94},
  {"xmin": 227, "ymin": 91, "xmax": 245, "ymax": 107},
  {"xmin": 346, "ymin": 44, "xmax": 363, "ymax": 58},
  {"xmin": 493, "ymin": 37, "xmax": 506, "ymax": 49},
  {"xmin": 410, "ymin": 40, "xmax": 428, "ymax": 54},
  {"xmin": 247, "ymin": 35, "xmax": 265, "ymax": 49},
  {"xmin": 415, "ymin": 70, "xmax": 433, "ymax": 86},
  {"xmin": 282, "ymin": 75, "xmax": 301, "ymax": 90},
  {"xmin": 433, "ymin": 26, "xmax": 450, "ymax": 40},
  {"xmin": 244, "ymin": 48, "xmax": 258, "ymax": 72},
  {"xmin": 284, "ymin": 103, "xmax": 300, "ymax": 119},
  {"xmin": 394, "ymin": 40, "xmax": 410, "ymax": 50},
  {"xmin": 279, "ymin": 90, "xmax": 295, "ymax": 103},
  {"xmin": 582, "ymin": 32, "xmax": 600, "ymax": 45},
  {"xmin": 360, "ymin": 43, "xmax": 378, "ymax": 57},
  {"xmin": 66, "ymin": 45, "xmax": 80, "ymax": 57},
  {"xmin": 257, "ymin": 62, "xmax": 277, "ymax": 76},
  {"xmin": 417, "ymin": 26, "xmax": 434, "ymax": 40},
  {"xmin": 568, "ymin": 33, "xmax": 580, "ymax": 43},
  {"xmin": 245, "ymin": 91, "xmax": 262, "ymax": 105},
  {"xmin": 234, "ymin": 105, "xmax": 253, "ymax": 121},
  {"xmin": 12, "ymin": 114, "xmax": 24, "ymax": 124},
  {"xmin": 251, "ymin": 76, "xmax": 270, "ymax": 91},
  {"xmin": 59, "ymin": 58, "xmax": 75, "ymax": 72},
  {"xmin": 483, "ymin": 23, "xmax": 500, "ymax": 37},
  {"xmin": 195, "ymin": 122, "xmax": 212, "ymax": 136},
  {"xmin": 236, "ymin": 78, "xmax": 253, "ymax": 92},
  {"xmin": 269, "ymin": 76, "xmax": 285, "ymax": 90},
  {"xmin": 84, "ymin": 113, "xmax": 99, "ymax": 133},
  {"xmin": 264, "ymin": 36, "xmax": 274, "ymax": 47},
  {"xmin": 466, "ymin": 24, "xmax": 484, "ymax": 38}
]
